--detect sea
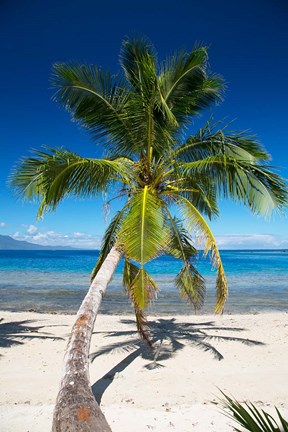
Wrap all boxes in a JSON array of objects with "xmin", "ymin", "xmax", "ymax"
[{"xmin": 0, "ymin": 250, "xmax": 287, "ymax": 315}]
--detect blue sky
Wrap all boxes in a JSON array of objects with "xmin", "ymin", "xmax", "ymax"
[{"xmin": 0, "ymin": 0, "xmax": 287, "ymax": 249}]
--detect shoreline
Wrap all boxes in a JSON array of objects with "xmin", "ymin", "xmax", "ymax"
[
  {"xmin": 1, "ymin": 310, "xmax": 288, "ymax": 431},
  {"xmin": 1, "ymin": 307, "xmax": 288, "ymax": 315}
]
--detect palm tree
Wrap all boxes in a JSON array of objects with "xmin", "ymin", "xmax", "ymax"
[{"xmin": 10, "ymin": 37, "xmax": 287, "ymax": 431}]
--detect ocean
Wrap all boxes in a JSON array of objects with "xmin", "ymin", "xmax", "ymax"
[{"xmin": 0, "ymin": 250, "xmax": 287, "ymax": 315}]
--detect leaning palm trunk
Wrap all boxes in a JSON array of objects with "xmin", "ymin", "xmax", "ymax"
[{"xmin": 52, "ymin": 246, "xmax": 122, "ymax": 432}]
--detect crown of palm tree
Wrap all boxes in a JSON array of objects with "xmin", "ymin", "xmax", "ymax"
[{"xmin": 10, "ymin": 37, "xmax": 287, "ymax": 340}]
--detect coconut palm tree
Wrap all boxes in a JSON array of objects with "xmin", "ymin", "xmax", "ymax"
[{"xmin": 10, "ymin": 37, "xmax": 287, "ymax": 431}]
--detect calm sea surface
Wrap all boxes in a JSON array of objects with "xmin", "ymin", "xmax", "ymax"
[{"xmin": 0, "ymin": 250, "xmax": 287, "ymax": 314}]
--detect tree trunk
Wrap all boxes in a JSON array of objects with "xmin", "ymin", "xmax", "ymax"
[{"xmin": 52, "ymin": 246, "xmax": 122, "ymax": 432}]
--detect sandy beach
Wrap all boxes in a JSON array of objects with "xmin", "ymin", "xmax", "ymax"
[{"xmin": 1, "ymin": 310, "xmax": 288, "ymax": 431}]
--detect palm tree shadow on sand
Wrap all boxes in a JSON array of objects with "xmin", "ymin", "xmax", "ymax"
[
  {"xmin": 91, "ymin": 318, "xmax": 264, "ymax": 404},
  {"xmin": 0, "ymin": 318, "xmax": 64, "ymax": 352}
]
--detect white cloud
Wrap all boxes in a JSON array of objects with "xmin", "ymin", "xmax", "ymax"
[
  {"xmin": 216, "ymin": 234, "xmax": 288, "ymax": 249},
  {"xmin": 0, "ymin": 222, "xmax": 6, "ymax": 228},
  {"xmin": 10, "ymin": 225, "xmax": 288, "ymax": 250},
  {"xmin": 12, "ymin": 229, "xmax": 102, "ymax": 249},
  {"xmin": 27, "ymin": 224, "xmax": 38, "ymax": 234},
  {"xmin": 73, "ymin": 232, "xmax": 86, "ymax": 238}
]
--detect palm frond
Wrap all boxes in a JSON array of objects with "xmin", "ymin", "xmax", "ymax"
[
  {"xmin": 131, "ymin": 267, "xmax": 158, "ymax": 309},
  {"xmin": 182, "ymin": 155, "xmax": 287, "ymax": 218},
  {"xmin": 163, "ymin": 209, "xmax": 206, "ymax": 311},
  {"xmin": 165, "ymin": 213, "xmax": 197, "ymax": 260},
  {"xmin": 123, "ymin": 258, "xmax": 154, "ymax": 346},
  {"xmin": 165, "ymin": 173, "xmax": 219, "ymax": 219},
  {"xmin": 122, "ymin": 258, "xmax": 139, "ymax": 293},
  {"xmin": 159, "ymin": 151, "xmax": 219, "ymax": 219},
  {"xmin": 123, "ymin": 258, "xmax": 158, "ymax": 309},
  {"xmin": 221, "ymin": 392, "xmax": 288, "ymax": 432},
  {"xmin": 118, "ymin": 186, "xmax": 168, "ymax": 264},
  {"xmin": 120, "ymin": 37, "xmax": 177, "ymax": 159},
  {"xmin": 178, "ymin": 196, "xmax": 228, "ymax": 313},
  {"xmin": 134, "ymin": 306, "xmax": 152, "ymax": 347},
  {"xmin": 9, "ymin": 147, "xmax": 133, "ymax": 217},
  {"xmin": 120, "ymin": 36, "xmax": 157, "ymax": 98},
  {"xmin": 175, "ymin": 120, "xmax": 271, "ymax": 163},
  {"xmin": 51, "ymin": 63, "xmax": 143, "ymax": 156},
  {"xmin": 175, "ymin": 263, "xmax": 206, "ymax": 311},
  {"xmin": 9, "ymin": 154, "xmax": 46, "ymax": 201},
  {"xmin": 173, "ymin": 122, "xmax": 287, "ymax": 218},
  {"xmin": 159, "ymin": 46, "xmax": 224, "ymax": 124}
]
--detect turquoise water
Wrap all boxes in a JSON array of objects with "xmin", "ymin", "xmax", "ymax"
[{"xmin": 0, "ymin": 250, "xmax": 287, "ymax": 314}]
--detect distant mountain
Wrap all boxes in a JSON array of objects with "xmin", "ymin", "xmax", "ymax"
[{"xmin": 0, "ymin": 235, "xmax": 75, "ymax": 250}]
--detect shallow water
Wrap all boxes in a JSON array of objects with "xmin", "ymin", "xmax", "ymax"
[{"xmin": 0, "ymin": 250, "xmax": 287, "ymax": 314}]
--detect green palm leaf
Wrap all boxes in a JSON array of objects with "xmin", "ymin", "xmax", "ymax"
[
  {"xmin": 165, "ymin": 214, "xmax": 197, "ymax": 260},
  {"xmin": 123, "ymin": 258, "xmax": 157, "ymax": 346},
  {"xmin": 10, "ymin": 147, "xmax": 133, "ymax": 217},
  {"xmin": 164, "ymin": 210, "xmax": 206, "ymax": 310},
  {"xmin": 45, "ymin": 155, "xmax": 132, "ymax": 207},
  {"xmin": 120, "ymin": 36, "xmax": 157, "ymax": 99},
  {"xmin": 131, "ymin": 268, "xmax": 158, "ymax": 309},
  {"xmin": 175, "ymin": 264, "xmax": 206, "ymax": 311},
  {"xmin": 221, "ymin": 392, "xmax": 288, "ymax": 432},
  {"xmin": 175, "ymin": 120, "xmax": 270, "ymax": 163},
  {"xmin": 120, "ymin": 37, "xmax": 158, "ymax": 161},
  {"xmin": 120, "ymin": 37, "xmax": 177, "ymax": 159},
  {"xmin": 118, "ymin": 186, "xmax": 168, "ymax": 264},
  {"xmin": 182, "ymin": 155, "xmax": 287, "ymax": 218},
  {"xmin": 51, "ymin": 63, "xmax": 143, "ymax": 156},
  {"xmin": 178, "ymin": 196, "xmax": 228, "ymax": 313},
  {"xmin": 165, "ymin": 173, "xmax": 219, "ymax": 219},
  {"xmin": 159, "ymin": 46, "xmax": 224, "ymax": 124},
  {"xmin": 123, "ymin": 259, "xmax": 158, "ymax": 309},
  {"xmin": 134, "ymin": 305, "xmax": 152, "ymax": 348}
]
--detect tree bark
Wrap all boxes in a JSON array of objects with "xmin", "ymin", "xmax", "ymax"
[{"xmin": 52, "ymin": 246, "xmax": 122, "ymax": 432}]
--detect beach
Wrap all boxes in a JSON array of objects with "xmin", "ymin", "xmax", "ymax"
[{"xmin": 1, "ymin": 310, "xmax": 288, "ymax": 431}]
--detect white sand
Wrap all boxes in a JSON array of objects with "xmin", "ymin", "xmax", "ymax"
[{"xmin": 1, "ymin": 310, "xmax": 288, "ymax": 431}]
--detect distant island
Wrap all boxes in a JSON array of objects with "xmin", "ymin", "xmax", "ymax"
[{"xmin": 0, "ymin": 235, "xmax": 75, "ymax": 250}]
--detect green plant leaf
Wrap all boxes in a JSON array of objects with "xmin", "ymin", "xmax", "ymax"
[
  {"xmin": 118, "ymin": 186, "xmax": 168, "ymax": 264},
  {"xmin": 123, "ymin": 258, "xmax": 156, "ymax": 346},
  {"xmin": 220, "ymin": 392, "xmax": 288, "ymax": 432},
  {"xmin": 159, "ymin": 46, "xmax": 224, "ymax": 124},
  {"xmin": 175, "ymin": 263, "xmax": 206, "ymax": 311},
  {"xmin": 181, "ymin": 155, "xmax": 287, "ymax": 218},
  {"xmin": 9, "ymin": 147, "xmax": 133, "ymax": 218},
  {"xmin": 178, "ymin": 196, "xmax": 228, "ymax": 313},
  {"xmin": 123, "ymin": 258, "xmax": 158, "ymax": 309},
  {"xmin": 51, "ymin": 63, "xmax": 142, "ymax": 156}
]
